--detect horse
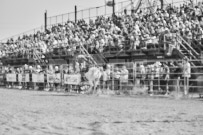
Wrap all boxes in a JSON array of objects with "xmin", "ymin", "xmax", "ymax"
[{"xmin": 84, "ymin": 66, "xmax": 103, "ymax": 94}]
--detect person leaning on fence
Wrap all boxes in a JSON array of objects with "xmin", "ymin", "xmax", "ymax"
[
  {"xmin": 28, "ymin": 66, "xmax": 34, "ymax": 90},
  {"xmin": 23, "ymin": 64, "xmax": 30, "ymax": 89},
  {"xmin": 34, "ymin": 65, "xmax": 43, "ymax": 90},
  {"xmin": 163, "ymin": 62, "xmax": 170, "ymax": 95},
  {"xmin": 136, "ymin": 63, "xmax": 145, "ymax": 87},
  {"xmin": 54, "ymin": 66, "xmax": 60, "ymax": 91},
  {"xmin": 182, "ymin": 57, "xmax": 191, "ymax": 96},
  {"xmin": 102, "ymin": 64, "xmax": 111, "ymax": 91},
  {"xmin": 153, "ymin": 62, "xmax": 161, "ymax": 91},
  {"xmin": 140, "ymin": 63, "xmax": 146, "ymax": 88},
  {"xmin": 62, "ymin": 66, "xmax": 69, "ymax": 92},
  {"xmin": 113, "ymin": 66, "xmax": 121, "ymax": 91},
  {"xmin": 46, "ymin": 65, "xmax": 54, "ymax": 91},
  {"xmin": 147, "ymin": 64, "xmax": 155, "ymax": 95},
  {"xmin": 120, "ymin": 66, "xmax": 129, "ymax": 92},
  {"xmin": 173, "ymin": 61, "xmax": 183, "ymax": 93}
]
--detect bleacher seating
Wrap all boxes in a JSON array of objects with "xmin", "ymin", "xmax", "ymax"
[{"xmin": 0, "ymin": 1, "xmax": 203, "ymax": 66}]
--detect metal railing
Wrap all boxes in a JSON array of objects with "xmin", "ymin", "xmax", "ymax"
[
  {"xmin": 0, "ymin": 59, "xmax": 202, "ymax": 97},
  {"xmin": 47, "ymin": 0, "xmax": 132, "ymax": 27}
]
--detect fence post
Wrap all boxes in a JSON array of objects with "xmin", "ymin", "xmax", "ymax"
[{"xmin": 112, "ymin": 64, "xmax": 114, "ymax": 91}]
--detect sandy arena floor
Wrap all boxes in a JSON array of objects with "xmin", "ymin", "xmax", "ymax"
[{"xmin": 0, "ymin": 88, "xmax": 203, "ymax": 135}]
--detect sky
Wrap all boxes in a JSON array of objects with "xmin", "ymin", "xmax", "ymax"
[
  {"xmin": 0, "ymin": 0, "xmax": 193, "ymax": 41},
  {"xmin": 0, "ymin": 0, "xmax": 125, "ymax": 41}
]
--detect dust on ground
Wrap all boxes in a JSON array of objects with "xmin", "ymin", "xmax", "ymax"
[{"xmin": 0, "ymin": 88, "xmax": 203, "ymax": 135}]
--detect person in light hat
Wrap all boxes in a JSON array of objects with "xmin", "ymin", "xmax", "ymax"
[
  {"xmin": 35, "ymin": 65, "xmax": 42, "ymax": 73},
  {"xmin": 154, "ymin": 62, "xmax": 162, "ymax": 91}
]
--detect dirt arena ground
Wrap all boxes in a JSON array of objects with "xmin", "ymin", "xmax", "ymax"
[{"xmin": 0, "ymin": 88, "xmax": 203, "ymax": 135}]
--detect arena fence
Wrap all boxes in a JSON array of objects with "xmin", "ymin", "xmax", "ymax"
[{"xmin": 1, "ymin": 59, "xmax": 203, "ymax": 97}]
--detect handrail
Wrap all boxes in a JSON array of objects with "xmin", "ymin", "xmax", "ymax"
[
  {"xmin": 176, "ymin": 37, "xmax": 196, "ymax": 59},
  {"xmin": 79, "ymin": 43, "xmax": 98, "ymax": 66},
  {"xmin": 176, "ymin": 33, "xmax": 199, "ymax": 56}
]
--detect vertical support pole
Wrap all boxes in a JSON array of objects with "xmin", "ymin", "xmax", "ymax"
[
  {"xmin": 113, "ymin": 0, "xmax": 115, "ymax": 15},
  {"xmin": 44, "ymin": 10, "xmax": 47, "ymax": 31},
  {"xmin": 163, "ymin": 34, "xmax": 166, "ymax": 50},
  {"xmin": 112, "ymin": 64, "xmax": 114, "ymax": 91},
  {"xmin": 75, "ymin": 5, "xmax": 77, "ymax": 23}
]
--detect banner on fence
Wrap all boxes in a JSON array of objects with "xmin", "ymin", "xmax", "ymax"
[
  {"xmin": 6, "ymin": 74, "xmax": 16, "ymax": 82},
  {"xmin": 0, "ymin": 74, "xmax": 4, "ymax": 80},
  {"xmin": 55, "ymin": 73, "xmax": 61, "ymax": 83},
  {"xmin": 47, "ymin": 74, "xmax": 55, "ymax": 83},
  {"xmin": 32, "ymin": 74, "xmax": 44, "ymax": 83},
  {"xmin": 47, "ymin": 74, "xmax": 61, "ymax": 83},
  {"xmin": 64, "ymin": 74, "xmax": 81, "ymax": 85},
  {"xmin": 18, "ymin": 74, "xmax": 29, "ymax": 82}
]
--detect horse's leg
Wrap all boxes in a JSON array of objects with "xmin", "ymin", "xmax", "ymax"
[
  {"xmin": 93, "ymin": 81, "xmax": 97, "ymax": 94},
  {"xmin": 88, "ymin": 81, "xmax": 94, "ymax": 94},
  {"xmin": 94, "ymin": 80, "xmax": 100, "ymax": 94}
]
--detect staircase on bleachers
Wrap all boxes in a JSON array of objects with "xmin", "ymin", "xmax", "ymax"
[
  {"xmin": 176, "ymin": 34, "xmax": 201, "ymax": 66},
  {"xmin": 91, "ymin": 53, "xmax": 107, "ymax": 65},
  {"xmin": 33, "ymin": 50, "xmax": 45, "ymax": 65},
  {"xmin": 79, "ymin": 44, "xmax": 98, "ymax": 65}
]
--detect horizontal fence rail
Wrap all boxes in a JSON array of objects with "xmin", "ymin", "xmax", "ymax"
[{"xmin": 0, "ymin": 59, "xmax": 202, "ymax": 97}]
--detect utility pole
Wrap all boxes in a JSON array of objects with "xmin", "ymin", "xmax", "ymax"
[
  {"xmin": 75, "ymin": 5, "xmax": 77, "ymax": 23},
  {"xmin": 113, "ymin": 0, "xmax": 115, "ymax": 15},
  {"xmin": 44, "ymin": 10, "xmax": 47, "ymax": 31}
]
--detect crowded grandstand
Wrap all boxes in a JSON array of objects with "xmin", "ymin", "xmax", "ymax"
[{"xmin": 0, "ymin": 0, "xmax": 203, "ymax": 96}]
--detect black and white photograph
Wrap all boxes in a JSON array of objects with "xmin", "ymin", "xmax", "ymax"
[{"xmin": 0, "ymin": 0, "xmax": 203, "ymax": 134}]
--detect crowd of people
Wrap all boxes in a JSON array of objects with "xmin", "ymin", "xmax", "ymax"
[
  {"xmin": 0, "ymin": 1, "xmax": 203, "ymax": 60},
  {"xmin": 0, "ymin": 55, "xmax": 192, "ymax": 95}
]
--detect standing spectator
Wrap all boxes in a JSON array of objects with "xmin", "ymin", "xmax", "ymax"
[
  {"xmin": 113, "ymin": 66, "xmax": 120, "ymax": 91},
  {"xmin": 182, "ymin": 57, "xmax": 191, "ymax": 96},
  {"xmin": 163, "ymin": 62, "xmax": 170, "ymax": 95},
  {"xmin": 120, "ymin": 65, "xmax": 129, "ymax": 92}
]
